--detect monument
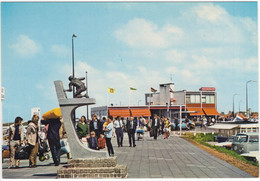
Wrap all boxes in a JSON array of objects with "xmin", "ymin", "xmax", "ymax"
[{"xmin": 54, "ymin": 78, "xmax": 127, "ymax": 178}]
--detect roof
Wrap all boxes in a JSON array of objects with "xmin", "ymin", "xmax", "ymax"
[
  {"xmin": 239, "ymin": 124, "xmax": 259, "ymax": 128},
  {"xmin": 209, "ymin": 123, "xmax": 259, "ymax": 130},
  {"xmin": 208, "ymin": 124, "xmax": 239, "ymax": 130}
]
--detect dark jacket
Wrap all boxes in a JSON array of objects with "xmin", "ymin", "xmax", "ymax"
[
  {"xmin": 87, "ymin": 137, "xmax": 98, "ymax": 150},
  {"xmin": 89, "ymin": 119, "xmax": 102, "ymax": 132},
  {"xmin": 126, "ymin": 120, "xmax": 137, "ymax": 132},
  {"xmin": 152, "ymin": 118, "xmax": 160, "ymax": 129},
  {"xmin": 41, "ymin": 118, "xmax": 61, "ymax": 141}
]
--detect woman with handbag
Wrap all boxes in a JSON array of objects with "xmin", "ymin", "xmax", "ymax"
[{"xmin": 26, "ymin": 115, "xmax": 39, "ymax": 168}]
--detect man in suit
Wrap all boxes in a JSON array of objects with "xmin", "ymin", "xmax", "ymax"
[
  {"xmin": 90, "ymin": 114, "xmax": 102, "ymax": 139},
  {"xmin": 152, "ymin": 114, "xmax": 160, "ymax": 140},
  {"xmin": 126, "ymin": 117, "xmax": 137, "ymax": 147}
]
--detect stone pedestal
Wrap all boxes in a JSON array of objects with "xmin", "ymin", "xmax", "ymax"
[{"xmin": 57, "ymin": 157, "xmax": 127, "ymax": 178}]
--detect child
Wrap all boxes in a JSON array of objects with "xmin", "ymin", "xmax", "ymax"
[
  {"xmin": 164, "ymin": 124, "xmax": 170, "ymax": 139},
  {"xmin": 87, "ymin": 131, "xmax": 98, "ymax": 150},
  {"xmin": 98, "ymin": 134, "xmax": 106, "ymax": 150}
]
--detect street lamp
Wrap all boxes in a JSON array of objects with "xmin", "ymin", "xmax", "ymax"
[
  {"xmin": 239, "ymin": 100, "xmax": 243, "ymax": 114},
  {"xmin": 72, "ymin": 34, "xmax": 77, "ymax": 98},
  {"xmin": 233, "ymin": 93, "xmax": 239, "ymax": 117},
  {"xmin": 246, "ymin": 80, "xmax": 257, "ymax": 117},
  {"xmin": 86, "ymin": 71, "xmax": 89, "ymax": 119}
]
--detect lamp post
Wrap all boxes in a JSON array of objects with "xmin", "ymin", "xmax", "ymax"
[
  {"xmin": 233, "ymin": 93, "xmax": 239, "ymax": 117},
  {"xmin": 246, "ymin": 80, "xmax": 257, "ymax": 117},
  {"xmin": 71, "ymin": 34, "xmax": 77, "ymax": 125},
  {"xmin": 72, "ymin": 34, "xmax": 77, "ymax": 98},
  {"xmin": 86, "ymin": 71, "xmax": 89, "ymax": 119},
  {"xmin": 239, "ymin": 100, "xmax": 242, "ymax": 114}
]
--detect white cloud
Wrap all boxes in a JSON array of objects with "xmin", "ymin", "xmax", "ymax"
[
  {"xmin": 115, "ymin": 18, "xmax": 183, "ymax": 49},
  {"xmin": 9, "ymin": 34, "xmax": 41, "ymax": 58},
  {"xmin": 51, "ymin": 44, "xmax": 70, "ymax": 58},
  {"xmin": 192, "ymin": 4, "xmax": 227, "ymax": 23}
]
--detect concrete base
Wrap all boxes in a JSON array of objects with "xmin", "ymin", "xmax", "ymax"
[{"xmin": 57, "ymin": 157, "xmax": 127, "ymax": 178}]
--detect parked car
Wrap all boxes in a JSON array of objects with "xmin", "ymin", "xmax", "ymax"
[
  {"xmin": 231, "ymin": 132, "xmax": 259, "ymax": 154},
  {"xmin": 215, "ymin": 136, "xmax": 235, "ymax": 149}
]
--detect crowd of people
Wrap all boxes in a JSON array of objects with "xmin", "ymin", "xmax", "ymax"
[
  {"xmin": 75, "ymin": 113, "xmax": 175, "ymax": 157},
  {"xmin": 7, "ymin": 113, "xmax": 216, "ymax": 169},
  {"xmin": 8, "ymin": 115, "xmax": 62, "ymax": 169}
]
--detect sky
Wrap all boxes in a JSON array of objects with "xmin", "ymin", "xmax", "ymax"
[{"xmin": 1, "ymin": 2, "xmax": 258, "ymax": 123}]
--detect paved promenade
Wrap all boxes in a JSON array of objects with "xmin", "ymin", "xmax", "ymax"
[{"xmin": 2, "ymin": 132, "xmax": 254, "ymax": 179}]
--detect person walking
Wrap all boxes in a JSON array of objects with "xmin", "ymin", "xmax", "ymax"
[
  {"xmin": 202, "ymin": 116, "xmax": 207, "ymax": 130},
  {"xmin": 76, "ymin": 116, "xmax": 88, "ymax": 139},
  {"xmin": 163, "ymin": 118, "xmax": 170, "ymax": 139},
  {"xmin": 126, "ymin": 117, "xmax": 137, "ymax": 147},
  {"xmin": 8, "ymin": 117, "xmax": 24, "ymax": 169},
  {"xmin": 114, "ymin": 116, "xmax": 124, "ymax": 147},
  {"xmin": 152, "ymin": 114, "xmax": 160, "ymax": 140},
  {"xmin": 41, "ymin": 117, "xmax": 61, "ymax": 166},
  {"xmin": 103, "ymin": 116, "xmax": 114, "ymax": 157},
  {"xmin": 90, "ymin": 114, "xmax": 102, "ymax": 139},
  {"xmin": 26, "ymin": 115, "xmax": 40, "ymax": 168}
]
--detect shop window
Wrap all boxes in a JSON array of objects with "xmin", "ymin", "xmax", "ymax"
[
  {"xmin": 202, "ymin": 95, "xmax": 206, "ymax": 103},
  {"xmin": 186, "ymin": 95, "xmax": 190, "ymax": 103},
  {"xmin": 205, "ymin": 95, "xmax": 215, "ymax": 104},
  {"xmin": 241, "ymin": 128, "xmax": 246, "ymax": 133},
  {"xmin": 190, "ymin": 95, "xmax": 200, "ymax": 103}
]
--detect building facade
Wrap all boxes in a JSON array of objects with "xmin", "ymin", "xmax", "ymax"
[{"xmin": 91, "ymin": 83, "xmax": 219, "ymax": 119}]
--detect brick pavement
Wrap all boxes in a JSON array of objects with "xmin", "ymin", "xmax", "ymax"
[{"xmin": 2, "ymin": 131, "xmax": 255, "ymax": 179}]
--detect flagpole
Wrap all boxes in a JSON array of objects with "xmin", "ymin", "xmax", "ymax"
[
  {"xmin": 128, "ymin": 89, "xmax": 130, "ymax": 108},
  {"xmin": 107, "ymin": 88, "xmax": 109, "ymax": 107}
]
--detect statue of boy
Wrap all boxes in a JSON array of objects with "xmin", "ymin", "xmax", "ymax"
[{"xmin": 65, "ymin": 76, "xmax": 88, "ymax": 98}]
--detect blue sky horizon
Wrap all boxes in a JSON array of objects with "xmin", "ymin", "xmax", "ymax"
[{"xmin": 1, "ymin": 2, "xmax": 258, "ymax": 123}]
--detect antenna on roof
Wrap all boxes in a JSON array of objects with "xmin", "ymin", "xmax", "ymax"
[{"xmin": 170, "ymin": 74, "xmax": 173, "ymax": 82}]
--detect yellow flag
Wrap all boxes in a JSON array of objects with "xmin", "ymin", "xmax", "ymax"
[{"xmin": 107, "ymin": 88, "xmax": 115, "ymax": 93}]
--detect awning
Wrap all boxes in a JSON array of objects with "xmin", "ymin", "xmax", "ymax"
[
  {"xmin": 186, "ymin": 107, "xmax": 205, "ymax": 116},
  {"xmin": 130, "ymin": 109, "xmax": 151, "ymax": 117},
  {"xmin": 203, "ymin": 108, "xmax": 220, "ymax": 116},
  {"xmin": 108, "ymin": 109, "xmax": 130, "ymax": 117}
]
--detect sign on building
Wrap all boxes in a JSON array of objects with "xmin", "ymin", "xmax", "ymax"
[
  {"xmin": 31, "ymin": 107, "xmax": 41, "ymax": 118},
  {"xmin": 199, "ymin": 87, "xmax": 216, "ymax": 91}
]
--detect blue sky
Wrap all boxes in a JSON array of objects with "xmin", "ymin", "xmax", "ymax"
[{"xmin": 1, "ymin": 2, "xmax": 258, "ymax": 123}]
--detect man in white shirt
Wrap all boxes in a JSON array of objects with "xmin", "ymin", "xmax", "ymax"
[{"xmin": 114, "ymin": 116, "xmax": 124, "ymax": 147}]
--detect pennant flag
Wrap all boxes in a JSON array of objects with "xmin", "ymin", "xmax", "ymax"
[
  {"xmin": 170, "ymin": 98, "xmax": 176, "ymax": 102},
  {"xmin": 107, "ymin": 87, "xmax": 115, "ymax": 93},
  {"xmin": 151, "ymin": 87, "xmax": 157, "ymax": 93},
  {"xmin": 169, "ymin": 87, "xmax": 174, "ymax": 93},
  {"xmin": 130, "ymin": 87, "xmax": 137, "ymax": 91}
]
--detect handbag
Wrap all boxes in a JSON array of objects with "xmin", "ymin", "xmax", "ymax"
[{"xmin": 149, "ymin": 128, "xmax": 154, "ymax": 137}]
